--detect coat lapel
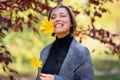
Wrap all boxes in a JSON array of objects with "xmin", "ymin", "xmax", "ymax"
[{"xmin": 59, "ymin": 38, "xmax": 83, "ymax": 77}]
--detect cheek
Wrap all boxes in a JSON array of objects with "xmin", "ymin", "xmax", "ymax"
[
  {"xmin": 64, "ymin": 18, "xmax": 71, "ymax": 25},
  {"xmin": 64, "ymin": 21, "xmax": 71, "ymax": 28},
  {"xmin": 52, "ymin": 20, "xmax": 56, "ymax": 27}
]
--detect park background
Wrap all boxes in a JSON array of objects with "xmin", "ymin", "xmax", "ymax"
[{"xmin": 0, "ymin": 0, "xmax": 120, "ymax": 80}]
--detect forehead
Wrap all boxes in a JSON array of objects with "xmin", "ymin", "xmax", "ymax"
[{"xmin": 51, "ymin": 7, "xmax": 69, "ymax": 15}]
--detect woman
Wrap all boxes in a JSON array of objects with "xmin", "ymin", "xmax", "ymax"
[{"xmin": 36, "ymin": 5, "xmax": 94, "ymax": 80}]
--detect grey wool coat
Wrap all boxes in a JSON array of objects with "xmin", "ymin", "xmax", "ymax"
[{"xmin": 36, "ymin": 37, "xmax": 94, "ymax": 80}]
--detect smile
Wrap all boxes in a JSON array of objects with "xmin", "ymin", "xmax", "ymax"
[{"xmin": 55, "ymin": 23, "xmax": 64, "ymax": 28}]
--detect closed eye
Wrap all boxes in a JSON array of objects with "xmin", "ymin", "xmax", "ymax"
[
  {"xmin": 51, "ymin": 16, "xmax": 56, "ymax": 19},
  {"xmin": 60, "ymin": 15, "xmax": 66, "ymax": 17}
]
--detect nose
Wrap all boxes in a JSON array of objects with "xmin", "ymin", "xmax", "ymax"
[{"xmin": 54, "ymin": 17, "xmax": 60, "ymax": 22}]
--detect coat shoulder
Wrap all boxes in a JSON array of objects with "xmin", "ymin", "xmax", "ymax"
[{"xmin": 72, "ymin": 38, "xmax": 89, "ymax": 54}]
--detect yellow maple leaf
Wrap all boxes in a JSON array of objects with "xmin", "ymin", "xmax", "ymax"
[
  {"xmin": 40, "ymin": 18, "xmax": 54, "ymax": 35},
  {"xmin": 30, "ymin": 57, "xmax": 42, "ymax": 68}
]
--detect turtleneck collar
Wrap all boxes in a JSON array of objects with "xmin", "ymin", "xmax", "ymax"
[{"xmin": 55, "ymin": 34, "xmax": 73, "ymax": 44}]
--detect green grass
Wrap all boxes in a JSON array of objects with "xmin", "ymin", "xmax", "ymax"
[
  {"xmin": 91, "ymin": 52, "xmax": 120, "ymax": 71},
  {"xmin": 93, "ymin": 60, "xmax": 120, "ymax": 71},
  {"xmin": 91, "ymin": 52, "xmax": 120, "ymax": 80},
  {"xmin": 95, "ymin": 74, "xmax": 120, "ymax": 80}
]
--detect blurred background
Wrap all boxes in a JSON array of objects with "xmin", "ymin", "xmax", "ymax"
[{"xmin": 0, "ymin": 0, "xmax": 120, "ymax": 80}]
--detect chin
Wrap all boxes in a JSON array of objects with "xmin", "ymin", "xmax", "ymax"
[
  {"xmin": 54, "ymin": 30, "xmax": 64, "ymax": 33},
  {"xmin": 55, "ymin": 31, "xmax": 64, "ymax": 34}
]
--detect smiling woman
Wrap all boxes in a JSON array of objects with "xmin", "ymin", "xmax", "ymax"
[{"xmin": 36, "ymin": 5, "xmax": 94, "ymax": 80}]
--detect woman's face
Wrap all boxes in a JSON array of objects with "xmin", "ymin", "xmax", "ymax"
[{"xmin": 51, "ymin": 7, "xmax": 71, "ymax": 38}]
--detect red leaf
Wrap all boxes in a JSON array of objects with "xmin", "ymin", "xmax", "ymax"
[
  {"xmin": 5, "ymin": 51, "xmax": 11, "ymax": 55},
  {"xmin": 106, "ymin": 31, "xmax": 110, "ymax": 37},
  {"xmin": 6, "ymin": 66, "xmax": 19, "ymax": 75},
  {"xmin": 10, "ymin": 75, "xmax": 14, "ymax": 80},
  {"xmin": 94, "ymin": 11, "xmax": 102, "ymax": 17},
  {"xmin": 74, "ymin": 31, "xmax": 80, "ymax": 36},
  {"xmin": 7, "ymin": 19, "xmax": 12, "ymax": 27},
  {"xmin": 0, "ymin": 16, "xmax": 2, "ymax": 23},
  {"xmin": 0, "ymin": 2, "xmax": 6, "ymax": 9},
  {"xmin": 85, "ymin": 11, "xmax": 90, "ymax": 16},
  {"xmin": 118, "ymin": 45, "xmax": 120, "ymax": 50},
  {"xmin": 33, "ymin": 17, "xmax": 39, "ymax": 23},
  {"xmin": 112, "ymin": 34, "xmax": 118, "ymax": 37},
  {"xmin": 99, "ymin": 7, "xmax": 107, "ymax": 13},
  {"xmin": 98, "ymin": 29, "xmax": 105, "ymax": 36},
  {"xmin": 14, "ymin": 23, "xmax": 23, "ymax": 32},
  {"xmin": 3, "ymin": 57, "xmax": 12, "ymax": 65},
  {"xmin": 9, "ymin": 69, "xmax": 18, "ymax": 74},
  {"xmin": 91, "ymin": 28, "xmax": 97, "ymax": 35},
  {"xmin": 89, "ymin": 0, "xmax": 100, "ymax": 5},
  {"xmin": 0, "ymin": 54, "xmax": 4, "ymax": 62},
  {"xmin": 15, "ymin": 17, "xmax": 20, "ymax": 24},
  {"xmin": 79, "ymin": 37, "xmax": 83, "ymax": 43},
  {"xmin": 3, "ymin": 66, "xmax": 6, "ymax": 72},
  {"xmin": 112, "ymin": 48, "xmax": 116, "ymax": 54},
  {"xmin": 91, "ymin": 17, "xmax": 95, "ymax": 23},
  {"xmin": 21, "ymin": 17, "xmax": 24, "ymax": 22},
  {"xmin": 27, "ymin": 20, "xmax": 31, "ymax": 27},
  {"xmin": 0, "ymin": 45, "xmax": 7, "ymax": 49},
  {"xmin": 6, "ymin": 1, "xmax": 14, "ymax": 6},
  {"xmin": 14, "ymin": 26, "xmax": 19, "ymax": 32},
  {"xmin": 109, "ymin": 38, "xmax": 113, "ymax": 44},
  {"xmin": 28, "ymin": 14, "xmax": 33, "ymax": 19},
  {"xmin": 18, "ymin": 23, "xmax": 23, "ymax": 32},
  {"xmin": 73, "ymin": 10, "xmax": 80, "ymax": 16},
  {"xmin": 0, "ymin": 26, "xmax": 2, "ymax": 32},
  {"xmin": 33, "ymin": 28, "xmax": 40, "ymax": 35}
]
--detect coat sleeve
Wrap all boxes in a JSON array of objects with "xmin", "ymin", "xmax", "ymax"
[
  {"xmin": 36, "ymin": 74, "xmax": 39, "ymax": 80},
  {"xmin": 54, "ymin": 75, "xmax": 71, "ymax": 80},
  {"xmin": 73, "ymin": 47, "xmax": 94, "ymax": 80}
]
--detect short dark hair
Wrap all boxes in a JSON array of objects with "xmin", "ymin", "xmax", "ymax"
[{"xmin": 48, "ymin": 5, "xmax": 77, "ymax": 34}]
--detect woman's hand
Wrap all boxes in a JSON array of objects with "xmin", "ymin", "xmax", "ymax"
[{"xmin": 39, "ymin": 73, "xmax": 55, "ymax": 80}]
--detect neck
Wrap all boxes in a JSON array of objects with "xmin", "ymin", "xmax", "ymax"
[{"xmin": 56, "ymin": 32, "xmax": 70, "ymax": 39}]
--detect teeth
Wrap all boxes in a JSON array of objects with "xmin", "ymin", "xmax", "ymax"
[{"xmin": 55, "ymin": 24, "xmax": 63, "ymax": 27}]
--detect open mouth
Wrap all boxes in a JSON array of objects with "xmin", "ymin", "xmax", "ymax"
[{"xmin": 55, "ymin": 23, "xmax": 64, "ymax": 28}]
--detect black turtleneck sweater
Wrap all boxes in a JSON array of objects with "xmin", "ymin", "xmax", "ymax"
[{"xmin": 41, "ymin": 34, "xmax": 73, "ymax": 74}]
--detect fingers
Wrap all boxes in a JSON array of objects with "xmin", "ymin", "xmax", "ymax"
[
  {"xmin": 40, "ymin": 73, "xmax": 49, "ymax": 78},
  {"xmin": 39, "ymin": 73, "xmax": 54, "ymax": 80}
]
